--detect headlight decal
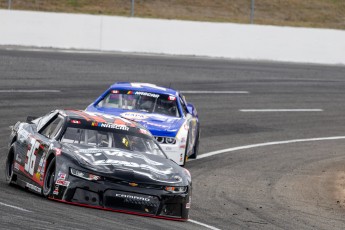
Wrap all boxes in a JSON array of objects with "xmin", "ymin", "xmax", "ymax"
[
  {"xmin": 70, "ymin": 168, "xmax": 102, "ymax": 181},
  {"xmin": 164, "ymin": 186, "xmax": 187, "ymax": 193},
  {"xmin": 154, "ymin": 136, "xmax": 176, "ymax": 145}
]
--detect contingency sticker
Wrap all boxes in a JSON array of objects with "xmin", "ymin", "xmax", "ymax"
[{"xmin": 121, "ymin": 112, "xmax": 148, "ymax": 120}]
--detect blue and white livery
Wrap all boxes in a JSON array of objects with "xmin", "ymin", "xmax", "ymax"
[{"xmin": 86, "ymin": 82, "xmax": 200, "ymax": 165}]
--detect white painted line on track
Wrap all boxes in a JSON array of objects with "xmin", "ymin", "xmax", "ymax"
[
  {"xmin": 240, "ymin": 109, "xmax": 323, "ymax": 112},
  {"xmin": 0, "ymin": 201, "xmax": 32, "ymax": 212},
  {"xmin": 0, "ymin": 90, "xmax": 61, "ymax": 93},
  {"xmin": 188, "ymin": 219, "xmax": 222, "ymax": 230},
  {"xmin": 196, "ymin": 136, "xmax": 345, "ymax": 160},
  {"xmin": 181, "ymin": 90, "xmax": 249, "ymax": 94}
]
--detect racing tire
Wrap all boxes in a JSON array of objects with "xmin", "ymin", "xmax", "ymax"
[
  {"xmin": 189, "ymin": 129, "xmax": 199, "ymax": 159},
  {"xmin": 182, "ymin": 132, "xmax": 190, "ymax": 166},
  {"xmin": 43, "ymin": 157, "xmax": 56, "ymax": 197},
  {"xmin": 5, "ymin": 148, "xmax": 15, "ymax": 185}
]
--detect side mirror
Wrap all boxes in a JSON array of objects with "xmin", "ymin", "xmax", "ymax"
[
  {"xmin": 187, "ymin": 103, "xmax": 198, "ymax": 117},
  {"xmin": 26, "ymin": 116, "xmax": 38, "ymax": 124}
]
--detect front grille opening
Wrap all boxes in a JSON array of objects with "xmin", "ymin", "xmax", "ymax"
[
  {"xmin": 105, "ymin": 178, "xmax": 164, "ymax": 190},
  {"xmin": 104, "ymin": 190, "xmax": 160, "ymax": 215},
  {"xmin": 160, "ymin": 203, "xmax": 182, "ymax": 218},
  {"xmin": 72, "ymin": 188, "xmax": 100, "ymax": 206}
]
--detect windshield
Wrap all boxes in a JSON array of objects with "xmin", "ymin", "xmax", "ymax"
[
  {"xmin": 61, "ymin": 126, "xmax": 166, "ymax": 158},
  {"xmin": 96, "ymin": 90, "xmax": 180, "ymax": 117}
]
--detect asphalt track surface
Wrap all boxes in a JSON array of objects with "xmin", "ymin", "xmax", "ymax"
[{"xmin": 1, "ymin": 48, "xmax": 345, "ymax": 230}]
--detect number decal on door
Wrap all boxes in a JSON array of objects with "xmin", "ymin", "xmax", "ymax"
[{"xmin": 24, "ymin": 138, "xmax": 40, "ymax": 176}]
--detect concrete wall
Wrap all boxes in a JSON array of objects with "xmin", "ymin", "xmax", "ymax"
[{"xmin": 1, "ymin": 9, "xmax": 344, "ymax": 65}]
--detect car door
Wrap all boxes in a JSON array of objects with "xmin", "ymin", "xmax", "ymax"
[{"xmin": 19, "ymin": 112, "xmax": 64, "ymax": 189}]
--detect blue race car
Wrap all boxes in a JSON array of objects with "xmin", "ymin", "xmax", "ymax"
[{"xmin": 86, "ymin": 82, "xmax": 199, "ymax": 166}]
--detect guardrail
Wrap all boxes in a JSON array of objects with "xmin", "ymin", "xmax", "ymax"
[{"xmin": 0, "ymin": 9, "xmax": 344, "ymax": 65}]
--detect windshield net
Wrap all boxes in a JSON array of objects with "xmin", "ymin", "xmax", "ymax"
[
  {"xmin": 61, "ymin": 127, "xmax": 166, "ymax": 157},
  {"xmin": 96, "ymin": 90, "xmax": 180, "ymax": 117}
]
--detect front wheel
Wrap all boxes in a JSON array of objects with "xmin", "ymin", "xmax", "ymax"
[
  {"xmin": 182, "ymin": 132, "xmax": 190, "ymax": 166},
  {"xmin": 189, "ymin": 130, "xmax": 200, "ymax": 159},
  {"xmin": 43, "ymin": 158, "xmax": 56, "ymax": 197},
  {"xmin": 5, "ymin": 149, "xmax": 15, "ymax": 184}
]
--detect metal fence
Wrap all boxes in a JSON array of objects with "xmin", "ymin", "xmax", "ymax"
[{"xmin": 0, "ymin": 0, "xmax": 343, "ymax": 29}]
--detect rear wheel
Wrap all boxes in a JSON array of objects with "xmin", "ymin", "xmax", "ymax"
[
  {"xmin": 43, "ymin": 157, "xmax": 56, "ymax": 197},
  {"xmin": 5, "ymin": 149, "xmax": 15, "ymax": 184}
]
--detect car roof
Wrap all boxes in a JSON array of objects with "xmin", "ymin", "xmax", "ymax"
[
  {"xmin": 109, "ymin": 82, "xmax": 179, "ymax": 96},
  {"xmin": 61, "ymin": 110, "xmax": 137, "ymax": 127}
]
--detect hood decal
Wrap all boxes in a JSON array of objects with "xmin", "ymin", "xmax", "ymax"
[
  {"xmin": 71, "ymin": 147, "xmax": 181, "ymax": 183},
  {"xmin": 121, "ymin": 112, "xmax": 149, "ymax": 121}
]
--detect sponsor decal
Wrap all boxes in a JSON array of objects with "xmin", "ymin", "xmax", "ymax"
[
  {"xmin": 139, "ymin": 128, "xmax": 149, "ymax": 135},
  {"xmin": 35, "ymin": 172, "xmax": 41, "ymax": 181},
  {"xmin": 186, "ymin": 196, "xmax": 192, "ymax": 209},
  {"xmin": 58, "ymin": 172, "xmax": 67, "ymax": 180},
  {"xmin": 168, "ymin": 96, "xmax": 176, "ymax": 101},
  {"xmin": 145, "ymin": 122, "xmax": 168, "ymax": 128},
  {"xmin": 14, "ymin": 162, "xmax": 20, "ymax": 170},
  {"xmin": 53, "ymin": 185, "xmax": 59, "ymax": 195},
  {"xmin": 15, "ymin": 155, "xmax": 22, "ymax": 163},
  {"xmin": 135, "ymin": 91, "xmax": 160, "ymax": 98},
  {"xmin": 55, "ymin": 179, "xmax": 70, "ymax": 187},
  {"xmin": 78, "ymin": 149, "xmax": 104, "ymax": 154},
  {"xmin": 115, "ymin": 193, "xmax": 151, "ymax": 202},
  {"xmin": 26, "ymin": 182, "xmax": 42, "ymax": 193},
  {"xmin": 173, "ymin": 175, "xmax": 182, "ymax": 182},
  {"xmin": 55, "ymin": 148, "xmax": 62, "ymax": 156},
  {"xmin": 186, "ymin": 202, "xmax": 191, "ymax": 209},
  {"xmin": 91, "ymin": 122, "xmax": 129, "ymax": 131},
  {"xmin": 121, "ymin": 112, "xmax": 148, "ymax": 121}
]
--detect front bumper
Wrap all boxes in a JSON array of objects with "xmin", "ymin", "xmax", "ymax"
[{"xmin": 50, "ymin": 172, "xmax": 191, "ymax": 220}]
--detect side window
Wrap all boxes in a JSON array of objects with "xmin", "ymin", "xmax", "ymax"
[
  {"xmin": 179, "ymin": 96, "xmax": 188, "ymax": 116},
  {"xmin": 37, "ymin": 111, "xmax": 58, "ymax": 131},
  {"xmin": 40, "ymin": 115, "xmax": 64, "ymax": 139}
]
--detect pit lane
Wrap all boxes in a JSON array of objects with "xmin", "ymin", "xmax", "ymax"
[{"xmin": 1, "ymin": 48, "xmax": 345, "ymax": 229}]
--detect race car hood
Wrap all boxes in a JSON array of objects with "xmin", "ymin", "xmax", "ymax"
[
  {"xmin": 86, "ymin": 106, "xmax": 184, "ymax": 137},
  {"xmin": 63, "ymin": 143, "xmax": 187, "ymax": 185}
]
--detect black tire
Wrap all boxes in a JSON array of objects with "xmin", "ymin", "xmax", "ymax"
[
  {"xmin": 189, "ymin": 130, "xmax": 199, "ymax": 159},
  {"xmin": 43, "ymin": 157, "xmax": 56, "ymax": 197},
  {"xmin": 5, "ymin": 148, "xmax": 15, "ymax": 184},
  {"xmin": 182, "ymin": 132, "xmax": 190, "ymax": 166}
]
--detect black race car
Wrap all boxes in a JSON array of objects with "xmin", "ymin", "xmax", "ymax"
[{"xmin": 5, "ymin": 109, "xmax": 192, "ymax": 220}]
